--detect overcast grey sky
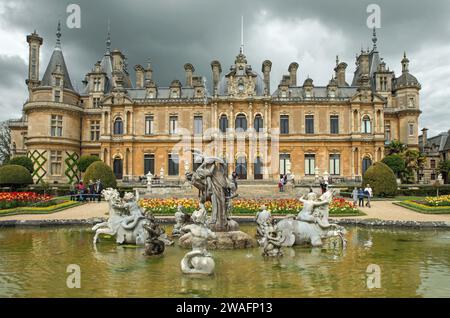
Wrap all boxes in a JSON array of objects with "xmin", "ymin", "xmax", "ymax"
[{"xmin": 1, "ymin": 0, "xmax": 449, "ymax": 136}]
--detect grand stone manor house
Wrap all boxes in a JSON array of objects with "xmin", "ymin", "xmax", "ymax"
[{"xmin": 8, "ymin": 23, "xmax": 422, "ymax": 184}]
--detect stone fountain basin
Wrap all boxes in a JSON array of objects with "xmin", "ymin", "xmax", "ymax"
[{"xmin": 178, "ymin": 230, "xmax": 257, "ymax": 249}]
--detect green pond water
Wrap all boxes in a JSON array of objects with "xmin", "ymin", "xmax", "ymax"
[{"xmin": 0, "ymin": 225, "xmax": 450, "ymax": 298}]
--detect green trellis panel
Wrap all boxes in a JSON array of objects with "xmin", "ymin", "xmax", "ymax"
[
  {"xmin": 65, "ymin": 152, "xmax": 80, "ymax": 184},
  {"xmin": 28, "ymin": 150, "xmax": 47, "ymax": 184}
]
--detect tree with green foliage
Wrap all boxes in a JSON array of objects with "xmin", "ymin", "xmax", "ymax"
[
  {"xmin": 438, "ymin": 160, "xmax": 450, "ymax": 184},
  {"xmin": 402, "ymin": 149, "xmax": 426, "ymax": 184},
  {"xmin": 77, "ymin": 155, "xmax": 101, "ymax": 173},
  {"xmin": 83, "ymin": 161, "xmax": 117, "ymax": 188},
  {"xmin": 0, "ymin": 164, "xmax": 33, "ymax": 188},
  {"xmin": 7, "ymin": 156, "xmax": 34, "ymax": 173},
  {"xmin": 0, "ymin": 121, "xmax": 11, "ymax": 164},
  {"xmin": 362, "ymin": 162, "xmax": 398, "ymax": 197},
  {"xmin": 381, "ymin": 154, "xmax": 406, "ymax": 177},
  {"xmin": 385, "ymin": 140, "xmax": 407, "ymax": 155}
]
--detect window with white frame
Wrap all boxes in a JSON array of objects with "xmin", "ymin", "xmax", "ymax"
[
  {"xmin": 50, "ymin": 115, "xmax": 63, "ymax": 137},
  {"xmin": 329, "ymin": 154, "xmax": 341, "ymax": 175},
  {"xmin": 168, "ymin": 153, "xmax": 179, "ymax": 176},
  {"xmin": 50, "ymin": 150, "xmax": 62, "ymax": 176},
  {"xmin": 194, "ymin": 116, "xmax": 203, "ymax": 135},
  {"xmin": 362, "ymin": 116, "xmax": 372, "ymax": 134},
  {"xmin": 169, "ymin": 116, "xmax": 178, "ymax": 134},
  {"xmin": 280, "ymin": 115, "xmax": 289, "ymax": 134},
  {"xmin": 305, "ymin": 154, "xmax": 315, "ymax": 175},
  {"xmin": 94, "ymin": 78, "xmax": 101, "ymax": 91},
  {"xmin": 279, "ymin": 154, "xmax": 291, "ymax": 176},
  {"xmin": 90, "ymin": 120, "xmax": 100, "ymax": 141},
  {"xmin": 93, "ymin": 97, "xmax": 101, "ymax": 108},
  {"xmin": 145, "ymin": 115, "xmax": 154, "ymax": 135},
  {"xmin": 54, "ymin": 90, "xmax": 61, "ymax": 103}
]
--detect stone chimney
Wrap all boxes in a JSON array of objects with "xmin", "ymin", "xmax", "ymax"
[
  {"xmin": 421, "ymin": 128, "xmax": 429, "ymax": 151},
  {"xmin": 26, "ymin": 31, "xmax": 43, "ymax": 89},
  {"xmin": 134, "ymin": 65, "xmax": 144, "ymax": 88},
  {"xmin": 184, "ymin": 63, "xmax": 195, "ymax": 87},
  {"xmin": 334, "ymin": 62, "xmax": 348, "ymax": 87},
  {"xmin": 261, "ymin": 60, "xmax": 272, "ymax": 95},
  {"xmin": 211, "ymin": 60, "xmax": 222, "ymax": 95},
  {"xmin": 288, "ymin": 62, "xmax": 299, "ymax": 86},
  {"xmin": 111, "ymin": 49, "xmax": 125, "ymax": 72}
]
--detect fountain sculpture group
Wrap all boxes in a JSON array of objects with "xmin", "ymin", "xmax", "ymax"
[{"xmin": 93, "ymin": 151, "xmax": 346, "ymax": 275}]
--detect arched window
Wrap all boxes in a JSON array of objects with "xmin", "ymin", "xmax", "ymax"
[
  {"xmin": 114, "ymin": 117, "xmax": 123, "ymax": 135},
  {"xmin": 254, "ymin": 114, "xmax": 263, "ymax": 132},
  {"xmin": 235, "ymin": 114, "xmax": 247, "ymax": 132},
  {"xmin": 362, "ymin": 156, "xmax": 372, "ymax": 175},
  {"xmin": 219, "ymin": 114, "xmax": 228, "ymax": 133},
  {"xmin": 362, "ymin": 116, "xmax": 371, "ymax": 134}
]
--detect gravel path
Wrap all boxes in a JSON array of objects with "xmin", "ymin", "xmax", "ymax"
[{"xmin": 1, "ymin": 200, "xmax": 450, "ymax": 223}]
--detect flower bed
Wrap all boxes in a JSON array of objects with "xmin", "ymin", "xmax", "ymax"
[
  {"xmin": 423, "ymin": 195, "xmax": 450, "ymax": 207},
  {"xmin": 0, "ymin": 192, "xmax": 52, "ymax": 210},
  {"xmin": 140, "ymin": 197, "xmax": 361, "ymax": 216},
  {"xmin": 395, "ymin": 200, "xmax": 450, "ymax": 214}
]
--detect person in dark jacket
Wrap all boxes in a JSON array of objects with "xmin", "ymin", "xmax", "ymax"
[
  {"xmin": 357, "ymin": 188, "xmax": 365, "ymax": 207},
  {"xmin": 88, "ymin": 180, "xmax": 95, "ymax": 201},
  {"xmin": 95, "ymin": 179, "xmax": 104, "ymax": 202}
]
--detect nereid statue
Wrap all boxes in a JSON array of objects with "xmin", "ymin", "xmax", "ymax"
[
  {"xmin": 276, "ymin": 190, "xmax": 346, "ymax": 248},
  {"xmin": 180, "ymin": 207, "xmax": 217, "ymax": 275},
  {"xmin": 172, "ymin": 205, "xmax": 191, "ymax": 237},
  {"xmin": 92, "ymin": 189, "xmax": 173, "ymax": 248}
]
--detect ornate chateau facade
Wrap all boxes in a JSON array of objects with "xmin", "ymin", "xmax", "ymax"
[{"xmin": 9, "ymin": 23, "xmax": 422, "ymax": 184}]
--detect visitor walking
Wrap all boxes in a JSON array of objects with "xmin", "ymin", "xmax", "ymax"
[
  {"xmin": 357, "ymin": 188, "xmax": 365, "ymax": 207},
  {"xmin": 278, "ymin": 177, "xmax": 284, "ymax": 192},
  {"xmin": 77, "ymin": 181, "xmax": 86, "ymax": 201},
  {"xmin": 352, "ymin": 187, "xmax": 358, "ymax": 207},
  {"xmin": 364, "ymin": 184, "xmax": 373, "ymax": 208},
  {"xmin": 88, "ymin": 179, "xmax": 95, "ymax": 201}
]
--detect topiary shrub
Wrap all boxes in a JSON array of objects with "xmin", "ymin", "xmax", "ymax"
[
  {"xmin": 0, "ymin": 164, "xmax": 33, "ymax": 188},
  {"xmin": 362, "ymin": 162, "xmax": 398, "ymax": 197},
  {"xmin": 83, "ymin": 161, "xmax": 117, "ymax": 189},
  {"xmin": 77, "ymin": 155, "xmax": 101, "ymax": 173},
  {"xmin": 7, "ymin": 156, "xmax": 34, "ymax": 173}
]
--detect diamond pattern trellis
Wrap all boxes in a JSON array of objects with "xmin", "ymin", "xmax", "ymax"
[
  {"xmin": 28, "ymin": 150, "xmax": 47, "ymax": 183},
  {"xmin": 65, "ymin": 151, "xmax": 80, "ymax": 184}
]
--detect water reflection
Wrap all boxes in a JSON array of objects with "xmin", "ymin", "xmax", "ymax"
[{"xmin": 0, "ymin": 225, "xmax": 449, "ymax": 297}]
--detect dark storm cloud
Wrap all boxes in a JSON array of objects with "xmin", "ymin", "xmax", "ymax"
[{"xmin": 1, "ymin": 0, "xmax": 449, "ymax": 135}]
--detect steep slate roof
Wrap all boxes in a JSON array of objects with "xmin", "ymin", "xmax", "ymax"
[
  {"xmin": 127, "ymin": 87, "xmax": 198, "ymax": 100},
  {"xmin": 41, "ymin": 46, "xmax": 74, "ymax": 91},
  {"xmin": 41, "ymin": 22, "xmax": 74, "ymax": 91}
]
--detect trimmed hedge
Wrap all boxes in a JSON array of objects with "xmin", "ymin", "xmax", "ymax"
[
  {"xmin": 362, "ymin": 162, "xmax": 398, "ymax": 197},
  {"xmin": 77, "ymin": 155, "xmax": 101, "ymax": 173},
  {"xmin": 83, "ymin": 161, "xmax": 117, "ymax": 189},
  {"xmin": 0, "ymin": 165, "xmax": 33, "ymax": 188},
  {"xmin": 7, "ymin": 156, "xmax": 34, "ymax": 173}
]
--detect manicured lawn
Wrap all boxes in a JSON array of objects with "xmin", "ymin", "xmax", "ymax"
[{"xmin": 394, "ymin": 201, "xmax": 450, "ymax": 214}]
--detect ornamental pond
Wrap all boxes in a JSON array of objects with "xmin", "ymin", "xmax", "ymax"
[{"xmin": 1, "ymin": 225, "xmax": 450, "ymax": 298}]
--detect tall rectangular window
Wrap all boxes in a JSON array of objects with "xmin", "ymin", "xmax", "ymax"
[
  {"xmin": 194, "ymin": 116, "xmax": 203, "ymax": 135},
  {"xmin": 430, "ymin": 159, "xmax": 436, "ymax": 169},
  {"xmin": 93, "ymin": 98, "xmax": 101, "ymax": 108},
  {"xmin": 145, "ymin": 115, "xmax": 154, "ymax": 135},
  {"xmin": 305, "ymin": 154, "xmax": 315, "ymax": 175},
  {"xmin": 385, "ymin": 121, "xmax": 391, "ymax": 143},
  {"xmin": 330, "ymin": 115, "xmax": 339, "ymax": 134},
  {"xmin": 54, "ymin": 90, "xmax": 61, "ymax": 103},
  {"xmin": 280, "ymin": 115, "xmax": 289, "ymax": 135},
  {"xmin": 168, "ymin": 153, "xmax": 179, "ymax": 176},
  {"xmin": 50, "ymin": 115, "xmax": 63, "ymax": 137},
  {"xmin": 279, "ymin": 154, "xmax": 291, "ymax": 176},
  {"xmin": 94, "ymin": 78, "xmax": 101, "ymax": 91},
  {"xmin": 55, "ymin": 77, "xmax": 61, "ymax": 87},
  {"xmin": 50, "ymin": 151, "xmax": 62, "ymax": 176},
  {"xmin": 144, "ymin": 154, "xmax": 155, "ymax": 175},
  {"xmin": 305, "ymin": 115, "xmax": 314, "ymax": 134},
  {"xmin": 329, "ymin": 154, "xmax": 341, "ymax": 175},
  {"xmin": 169, "ymin": 116, "xmax": 178, "ymax": 135},
  {"xmin": 90, "ymin": 120, "xmax": 100, "ymax": 141}
]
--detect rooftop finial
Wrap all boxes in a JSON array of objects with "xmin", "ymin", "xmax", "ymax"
[
  {"xmin": 106, "ymin": 18, "xmax": 111, "ymax": 54},
  {"xmin": 240, "ymin": 16, "xmax": 244, "ymax": 54},
  {"xmin": 56, "ymin": 20, "xmax": 61, "ymax": 49},
  {"xmin": 336, "ymin": 55, "xmax": 339, "ymax": 66},
  {"xmin": 372, "ymin": 27, "xmax": 378, "ymax": 51}
]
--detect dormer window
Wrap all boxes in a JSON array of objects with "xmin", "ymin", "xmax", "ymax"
[
  {"xmin": 94, "ymin": 78, "xmax": 101, "ymax": 92},
  {"xmin": 171, "ymin": 90, "xmax": 179, "ymax": 98},
  {"xmin": 54, "ymin": 90, "xmax": 61, "ymax": 103},
  {"xmin": 281, "ymin": 90, "xmax": 287, "ymax": 98},
  {"xmin": 408, "ymin": 98, "xmax": 415, "ymax": 108},
  {"xmin": 55, "ymin": 77, "xmax": 61, "ymax": 87},
  {"xmin": 238, "ymin": 83, "xmax": 244, "ymax": 93}
]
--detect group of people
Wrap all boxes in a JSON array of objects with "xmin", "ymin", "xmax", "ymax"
[
  {"xmin": 278, "ymin": 174, "xmax": 289, "ymax": 192},
  {"xmin": 70, "ymin": 179, "xmax": 104, "ymax": 202},
  {"xmin": 352, "ymin": 185, "xmax": 373, "ymax": 208}
]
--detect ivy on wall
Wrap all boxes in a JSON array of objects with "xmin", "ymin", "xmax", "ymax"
[
  {"xmin": 64, "ymin": 151, "xmax": 80, "ymax": 184},
  {"xmin": 28, "ymin": 150, "xmax": 47, "ymax": 184}
]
